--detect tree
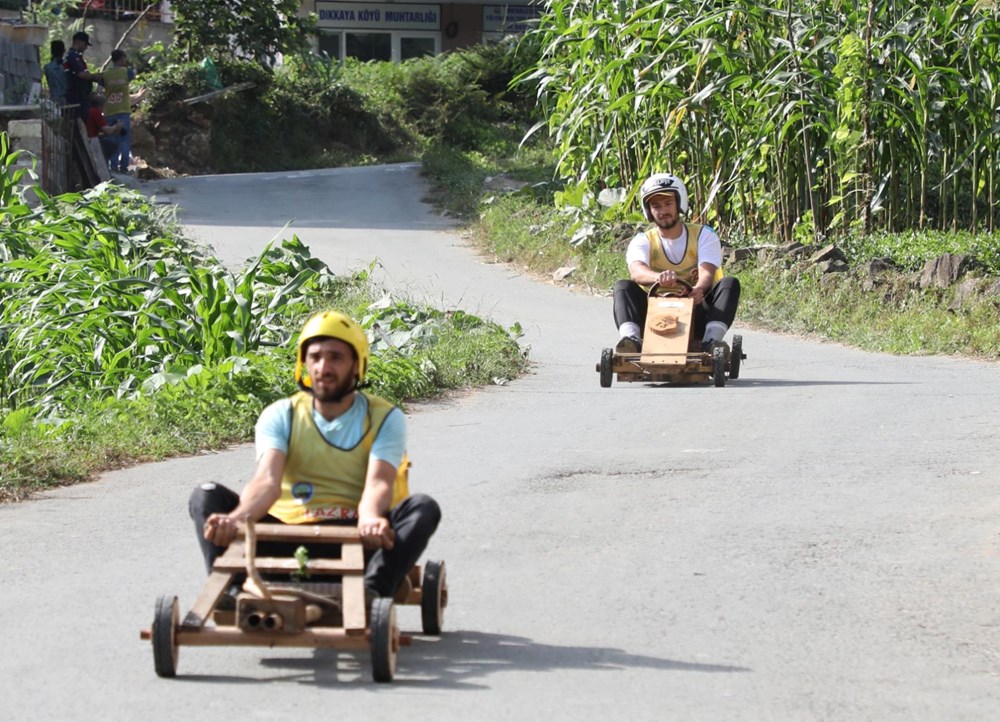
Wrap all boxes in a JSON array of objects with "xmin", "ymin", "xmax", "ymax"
[{"xmin": 171, "ymin": 0, "xmax": 314, "ymax": 66}]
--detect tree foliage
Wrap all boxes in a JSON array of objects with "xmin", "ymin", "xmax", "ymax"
[{"xmin": 170, "ymin": 0, "xmax": 314, "ymax": 66}]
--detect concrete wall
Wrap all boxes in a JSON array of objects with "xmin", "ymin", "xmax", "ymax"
[
  {"xmin": 6, "ymin": 117, "xmax": 39, "ymax": 167},
  {"xmin": 1, "ymin": 9, "xmax": 173, "ymax": 69}
]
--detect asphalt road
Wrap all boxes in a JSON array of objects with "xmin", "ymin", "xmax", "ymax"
[{"xmin": 2, "ymin": 164, "xmax": 998, "ymax": 722}]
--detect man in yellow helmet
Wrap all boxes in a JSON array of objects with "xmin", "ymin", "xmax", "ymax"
[
  {"xmin": 613, "ymin": 173, "xmax": 741, "ymax": 354},
  {"xmin": 189, "ymin": 311, "xmax": 441, "ymax": 603}
]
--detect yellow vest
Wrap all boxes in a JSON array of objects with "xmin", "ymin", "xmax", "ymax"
[
  {"xmin": 268, "ymin": 391, "xmax": 410, "ymax": 524},
  {"xmin": 102, "ymin": 66, "xmax": 131, "ymax": 115},
  {"xmin": 643, "ymin": 223, "xmax": 724, "ymax": 291}
]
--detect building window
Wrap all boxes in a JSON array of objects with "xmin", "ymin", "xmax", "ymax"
[
  {"xmin": 400, "ymin": 35, "xmax": 436, "ymax": 60},
  {"xmin": 317, "ymin": 31, "xmax": 341, "ymax": 61},
  {"xmin": 345, "ymin": 32, "xmax": 391, "ymax": 62}
]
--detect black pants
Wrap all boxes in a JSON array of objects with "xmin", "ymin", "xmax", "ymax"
[
  {"xmin": 188, "ymin": 483, "xmax": 441, "ymax": 597},
  {"xmin": 612, "ymin": 277, "xmax": 741, "ymax": 340}
]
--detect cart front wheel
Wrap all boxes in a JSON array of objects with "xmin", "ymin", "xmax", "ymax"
[
  {"xmin": 599, "ymin": 348, "xmax": 614, "ymax": 388},
  {"xmin": 729, "ymin": 335, "xmax": 743, "ymax": 380},
  {"xmin": 421, "ymin": 560, "xmax": 447, "ymax": 635},
  {"xmin": 152, "ymin": 594, "xmax": 179, "ymax": 678},
  {"xmin": 370, "ymin": 598, "xmax": 399, "ymax": 683},
  {"xmin": 712, "ymin": 346, "xmax": 727, "ymax": 387}
]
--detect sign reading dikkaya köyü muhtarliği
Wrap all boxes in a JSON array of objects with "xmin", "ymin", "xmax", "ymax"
[{"xmin": 316, "ymin": 1, "xmax": 441, "ymax": 30}]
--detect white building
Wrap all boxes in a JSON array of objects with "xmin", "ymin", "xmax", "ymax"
[{"xmin": 308, "ymin": 1, "xmax": 542, "ymax": 62}]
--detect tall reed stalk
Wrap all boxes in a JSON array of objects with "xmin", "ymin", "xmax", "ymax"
[{"xmin": 524, "ymin": 0, "xmax": 1000, "ymax": 239}]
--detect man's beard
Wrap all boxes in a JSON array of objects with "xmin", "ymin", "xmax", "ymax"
[
  {"xmin": 312, "ymin": 373, "xmax": 356, "ymax": 403},
  {"xmin": 656, "ymin": 215, "xmax": 679, "ymax": 231}
]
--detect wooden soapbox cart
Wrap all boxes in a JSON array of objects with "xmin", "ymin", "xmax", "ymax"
[
  {"xmin": 597, "ymin": 281, "xmax": 745, "ymax": 388},
  {"xmin": 140, "ymin": 520, "xmax": 447, "ymax": 682}
]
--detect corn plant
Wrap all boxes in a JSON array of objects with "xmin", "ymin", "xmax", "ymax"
[
  {"xmin": 524, "ymin": 0, "xmax": 1000, "ymax": 239},
  {"xmin": 0, "ymin": 148, "xmax": 339, "ymax": 414}
]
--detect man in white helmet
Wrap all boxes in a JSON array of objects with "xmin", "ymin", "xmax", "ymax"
[
  {"xmin": 613, "ymin": 173, "xmax": 741, "ymax": 354},
  {"xmin": 189, "ymin": 310, "xmax": 441, "ymax": 607}
]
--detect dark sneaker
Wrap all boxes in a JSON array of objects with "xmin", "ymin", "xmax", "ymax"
[
  {"xmin": 216, "ymin": 583, "xmax": 242, "ymax": 612},
  {"xmin": 615, "ymin": 335, "xmax": 642, "ymax": 354},
  {"xmin": 701, "ymin": 339, "xmax": 729, "ymax": 357}
]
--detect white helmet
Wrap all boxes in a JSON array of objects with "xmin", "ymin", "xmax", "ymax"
[{"xmin": 640, "ymin": 173, "xmax": 689, "ymax": 220}]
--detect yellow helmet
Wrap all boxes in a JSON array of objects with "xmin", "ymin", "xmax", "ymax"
[{"xmin": 294, "ymin": 310, "xmax": 370, "ymax": 388}]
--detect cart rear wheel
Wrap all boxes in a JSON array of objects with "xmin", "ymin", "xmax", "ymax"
[
  {"xmin": 370, "ymin": 598, "xmax": 398, "ymax": 683},
  {"xmin": 712, "ymin": 346, "xmax": 726, "ymax": 387},
  {"xmin": 729, "ymin": 335, "xmax": 743, "ymax": 380},
  {"xmin": 152, "ymin": 594, "xmax": 179, "ymax": 678},
  {"xmin": 599, "ymin": 348, "xmax": 614, "ymax": 388},
  {"xmin": 421, "ymin": 560, "xmax": 447, "ymax": 635}
]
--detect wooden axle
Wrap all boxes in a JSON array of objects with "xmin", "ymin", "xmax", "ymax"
[{"xmin": 140, "ymin": 627, "xmax": 414, "ymax": 649}]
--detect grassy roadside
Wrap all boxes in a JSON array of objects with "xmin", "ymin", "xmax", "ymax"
[
  {"xmin": 0, "ymin": 278, "xmax": 527, "ymax": 503},
  {"xmin": 0, "ymin": 159, "xmax": 528, "ymax": 503},
  {"xmin": 421, "ymin": 149, "xmax": 1000, "ymax": 361}
]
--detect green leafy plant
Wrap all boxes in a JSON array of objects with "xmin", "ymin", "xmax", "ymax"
[
  {"xmin": 0, "ymin": 149, "xmax": 528, "ymax": 501},
  {"xmin": 293, "ymin": 545, "xmax": 311, "ymax": 581},
  {"xmin": 0, "ymin": 171, "xmax": 340, "ymax": 414},
  {"xmin": 170, "ymin": 0, "xmax": 315, "ymax": 66},
  {"xmin": 522, "ymin": 0, "xmax": 1000, "ymax": 239}
]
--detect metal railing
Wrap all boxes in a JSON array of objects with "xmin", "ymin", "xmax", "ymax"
[
  {"xmin": 40, "ymin": 101, "xmax": 75, "ymax": 194},
  {"xmin": 78, "ymin": 1, "xmax": 165, "ymax": 22}
]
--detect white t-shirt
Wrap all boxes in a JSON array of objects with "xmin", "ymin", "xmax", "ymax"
[{"xmin": 626, "ymin": 224, "xmax": 723, "ymax": 270}]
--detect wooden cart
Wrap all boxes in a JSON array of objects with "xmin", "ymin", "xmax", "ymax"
[
  {"xmin": 598, "ymin": 282, "xmax": 745, "ymax": 387},
  {"xmin": 140, "ymin": 521, "xmax": 447, "ymax": 682}
]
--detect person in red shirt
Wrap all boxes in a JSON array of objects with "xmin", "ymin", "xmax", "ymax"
[{"xmin": 85, "ymin": 92, "xmax": 122, "ymax": 169}]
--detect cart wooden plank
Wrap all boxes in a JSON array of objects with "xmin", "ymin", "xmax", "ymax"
[
  {"xmin": 641, "ymin": 295, "xmax": 693, "ymax": 366},
  {"xmin": 175, "ymin": 627, "xmax": 372, "ymax": 650},
  {"xmin": 182, "ymin": 569, "xmax": 235, "ymax": 629},
  {"xmin": 238, "ymin": 523, "xmax": 361, "ymax": 543},
  {"xmin": 341, "ymin": 543, "xmax": 367, "ymax": 633},
  {"xmin": 211, "ymin": 557, "xmax": 366, "ymax": 574}
]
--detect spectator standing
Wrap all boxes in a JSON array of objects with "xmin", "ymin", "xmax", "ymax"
[
  {"xmin": 64, "ymin": 31, "xmax": 102, "ymax": 119},
  {"xmin": 85, "ymin": 92, "xmax": 123, "ymax": 168},
  {"xmin": 43, "ymin": 40, "xmax": 68, "ymax": 106},
  {"xmin": 102, "ymin": 49, "xmax": 141, "ymax": 173}
]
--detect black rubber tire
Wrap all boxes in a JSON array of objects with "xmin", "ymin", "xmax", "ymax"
[
  {"xmin": 712, "ymin": 346, "xmax": 726, "ymax": 387},
  {"xmin": 599, "ymin": 348, "xmax": 614, "ymax": 388},
  {"xmin": 421, "ymin": 560, "xmax": 446, "ymax": 635},
  {"xmin": 152, "ymin": 594, "xmax": 179, "ymax": 678},
  {"xmin": 370, "ymin": 598, "xmax": 398, "ymax": 683},
  {"xmin": 729, "ymin": 335, "xmax": 743, "ymax": 380}
]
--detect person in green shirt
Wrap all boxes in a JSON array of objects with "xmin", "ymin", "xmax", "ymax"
[{"xmin": 102, "ymin": 49, "xmax": 143, "ymax": 173}]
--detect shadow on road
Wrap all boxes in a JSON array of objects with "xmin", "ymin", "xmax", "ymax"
[
  {"xmin": 644, "ymin": 378, "xmax": 912, "ymax": 389},
  {"xmin": 170, "ymin": 630, "xmax": 750, "ymax": 689}
]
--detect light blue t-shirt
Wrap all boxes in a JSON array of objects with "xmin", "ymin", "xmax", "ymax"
[{"xmin": 255, "ymin": 393, "xmax": 406, "ymax": 470}]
